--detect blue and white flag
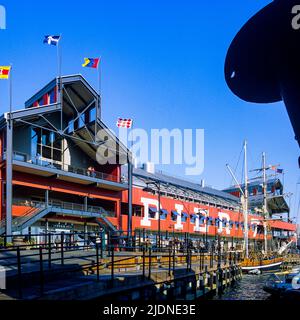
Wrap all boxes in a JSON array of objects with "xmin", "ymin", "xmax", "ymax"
[{"xmin": 43, "ymin": 35, "xmax": 61, "ymax": 46}]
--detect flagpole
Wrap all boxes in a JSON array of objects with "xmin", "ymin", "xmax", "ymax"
[
  {"xmin": 127, "ymin": 122, "xmax": 133, "ymax": 245},
  {"xmin": 6, "ymin": 63, "xmax": 13, "ymax": 240},
  {"xmin": 57, "ymin": 34, "xmax": 63, "ymax": 131},
  {"xmin": 98, "ymin": 57, "xmax": 101, "ymax": 119},
  {"xmin": 9, "ymin": 63, "xmax": 12, "ymax": 116}
]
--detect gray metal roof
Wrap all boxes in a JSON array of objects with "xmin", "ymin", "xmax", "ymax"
[
  {"xmin": 133, "ymin": 168, "xmax": 240, "ymax": 209},
  {"xmin": 223, "ymin": 178, "xmax": 283, "ymax": 192}
]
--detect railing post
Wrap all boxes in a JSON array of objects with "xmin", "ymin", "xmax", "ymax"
[
  {"xmin": 138, "ymin": 229, "xmax": 141, "ymax": 250},
  {"xmin": 61, "ymin": 233, "xmax": 64, "ymax": 265},
  {"xmin": 148, "ymin": 248, "xmax": 152, "ymax": 279},
  {"xmin": 142, "ymin": 247, "xmax": 146, "ymax": 279},
  {"xmin": 39, "ymin": 246, "xmax": 44, "ymax": 296},
  {"xmin": 186, "ymin": 249, "xmax": 189, "ymax": 272},
  {"xmin": 173, "ymin": 246, "xmax": 176, "ymax": 275},
  {"xmin": 168, "ymin": 247, "xmax": 171, "ymax": 276},
  {"xmin": 96, "ymin": 243, "xmax": 100, "ymax": 282},
  {"xmin": 17, "ymin": 247, "xmax": 22, "ymax": 299},
  {"xmin": 199, "ymin": 249, "xmax": 202, "ymax": 271},
  {"xmin": 217, "ymin": 235, "xmax": 221, "ymax": 269},
  {"xmin": 111, "ymin": 245, "xmax": 114, "ymax": 286},
  {"xmin": 48, "ymin": 233, "xmax": 52, "ymax": 269},
  {"xmin": 210, "ymin": 244, "xmax": 214, "ymax": 269}
]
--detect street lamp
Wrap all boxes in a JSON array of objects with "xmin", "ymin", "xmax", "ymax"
[{"xmin": 145, "ymin": 180, "xmax": 161, "ymax": 250}]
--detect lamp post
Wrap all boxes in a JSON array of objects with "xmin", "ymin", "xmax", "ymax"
[{"xmin": 146, "ymin": 180, "xmax": 161, "ymax": 250}]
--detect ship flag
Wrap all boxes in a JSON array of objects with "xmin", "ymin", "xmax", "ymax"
[
  {"xmin": 82, "ymin": 58, "xmax": 100, "ymax": 69},
  {"xmin": 117, "ymin": 118, "xmax": 133, "ymax": 129},
  {"xmin": 0, "ymin": 66, "xmax": 11, "ymax": 79},
  {"xmin": 43, "ymin": 35, "xmax": 61, "ymax": 46}
]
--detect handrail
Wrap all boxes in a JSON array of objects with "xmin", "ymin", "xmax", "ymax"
[
  {"xmin": 12, "ymin": 199, "xmax": 109, "ymax": 216},
  {"xmin": 6, "ymin": 151, "xmax": 123, "ymax": 184}
]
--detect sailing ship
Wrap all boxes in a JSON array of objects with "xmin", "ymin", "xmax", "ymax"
[{"xmin": 226, "ymin": 141, "xmax": 295, "ymax": 274}]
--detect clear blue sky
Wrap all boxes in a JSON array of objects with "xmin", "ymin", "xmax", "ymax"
[{"xmin": 0, "ymin": 0, "xmax": 299, "ymax": 222}]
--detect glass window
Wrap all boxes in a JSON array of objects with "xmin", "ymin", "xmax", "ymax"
[
  {"xmin": 49, "ymin": 90, "xmax": 55, "ymax": 104},
  {"xmin": 79, "ymin": 114, "xmax": 85, "ymax": 128},
  {"xmin": 68, "ymin": 120, "xmax": 74, "ymax": 134},
  {"xmin": 89, "ymin": 107, "xmax": 96, "ymax": 122},
  {"xmin": 133, "ymin": 205, "xmax": 143, "ymax": 217}
]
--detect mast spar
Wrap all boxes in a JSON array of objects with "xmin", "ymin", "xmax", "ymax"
[
  {"xmin": 262, "ymin": 152, "xmax": 268, "ymax": 255},
  {"xmin": 244, "ymin": 140, "xmax": 249, "ymax": 259}
]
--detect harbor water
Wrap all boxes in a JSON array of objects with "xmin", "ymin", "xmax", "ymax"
[{"xmin": 214, "ymin": 274, "xmax": 271, "ymax": 300}]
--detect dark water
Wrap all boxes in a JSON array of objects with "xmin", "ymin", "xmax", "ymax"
[{"xmin": 214, "ymin": 274, "xmax": 271, "ymax": 300}]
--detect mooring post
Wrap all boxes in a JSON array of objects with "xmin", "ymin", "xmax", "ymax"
[
  {"xmin": 17, "ymin": 247, "xmax": 22, "ymax": 299},
  {"xmin": 61, "ymin": 233, "xmax": 64, "ymax": 265},
  {"xmin": 39, "ymin": 246, "xmax": 44, "ymax": 296},
  {"xmin": 48, "ymin": 233, "xmax": 52, "ymax": 270},
  {"xmin": 96, "ymin": 243, "xmax": 100, "ymax": 282}
]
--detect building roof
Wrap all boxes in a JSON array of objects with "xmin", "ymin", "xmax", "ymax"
[
  {"xmin": 223, "ymin": 178, "xmax": 283, "ymax": 192},
  {"xmin": 132, "ymin": 168, "xmax": 240, "ymax": 210},
  {"xmin": 0, "ymin": 74, "xmax": 131, "ymax": 162}
]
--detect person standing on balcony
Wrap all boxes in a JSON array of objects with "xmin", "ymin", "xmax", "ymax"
[{"xmin": 87, "ymin": 166, "xmax": 96, "ymax": 178}]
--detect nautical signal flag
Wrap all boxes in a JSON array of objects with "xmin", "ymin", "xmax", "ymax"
[
  {"xmin": 0, "ymin": 66, "xmax": 11, "ymax": 79},
  {"xmin": 82, "ymin": 58, "xmax": 100, "ymax": 69},
  {"xmin": 117, "ymin": 118, "xmax": 133, "ymax": 129},
  {"xmin": 43, "ymin": 35, "xmax": 61, "ymax": 46}
]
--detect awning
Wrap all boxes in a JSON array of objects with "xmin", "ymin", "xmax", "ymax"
[
  {"xmin": 160, "ymin": 209, "xmax": 168, "ymax": 215},
  {"xmin": 199, "ymin": 216, "xmax": 206, "ymax": 223},
  {"xmin": 149, "ymin": 207, "xmax": 157, "ymax": 213},
  {"xmin": 182, "ymin": 212, "xmax": 189, "ymax": 218}
]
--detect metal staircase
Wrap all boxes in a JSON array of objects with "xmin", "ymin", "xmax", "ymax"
[{"xmin": 0, "ymin": 201, "xmax": 118, "ymax": 235}]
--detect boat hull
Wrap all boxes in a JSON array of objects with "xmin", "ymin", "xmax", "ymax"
[{"xmin": 241, "ymin": 261, "xmax": 283, "ymax": 274}]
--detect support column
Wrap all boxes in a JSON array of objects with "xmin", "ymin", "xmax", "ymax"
[
  {"xmin": 45, "ymin": 219, "xmax": 49, "ymax": 234},
  {"xmin": 45, "ymin": 189, "xmax": 49, "ymax": 208},
  {"xmin": 6, "ymin": 119, "xmax": 13, "ymax": 239},
  {"xmin": 127, "ymin": 160, "xmax": 133, "ymax": 244},
  {"xmin": 84, "ymin": 196, "xmax": 88, "ymax": 212},
  {"xmin": 84, "ymin": 222, "xmax": 88, "ymax": 248}
]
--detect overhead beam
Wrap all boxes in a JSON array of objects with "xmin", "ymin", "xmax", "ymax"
[{"xmin": 5, "ymin": 103, "xmax": 61, "ymax": 121}]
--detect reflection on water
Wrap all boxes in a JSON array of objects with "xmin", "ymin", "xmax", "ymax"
[{"xmin": 214, "ymin": 274, "xmax": 271, "ymax": 300}]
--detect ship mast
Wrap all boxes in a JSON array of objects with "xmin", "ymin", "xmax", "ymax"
[
  {"xmin": 226, "ymin": 140, "xmax": 249, "ymax": 259},
  {"xmin": 262, "ymin": 152, "xmax": 268, "ymax": 255},
  {"xmin": 243, "ymin": 140, "xmax": 249, "ymax": 259}
]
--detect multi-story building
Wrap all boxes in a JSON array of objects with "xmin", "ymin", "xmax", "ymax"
[
  {"xmin": 0, "ymin": 75, "xmax": 297, "ymax": 250},
  {"xmin": 0, "ymin": 75, "xmax": 131, "ymax": 238},
  {"xmin": 122, "ymin": 167, "xmax": 296, "ymax": 250}
]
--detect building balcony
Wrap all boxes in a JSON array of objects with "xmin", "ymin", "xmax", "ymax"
[{"xmin": 4, "ymin": 152, "xmax": 128, "ymax": 191}]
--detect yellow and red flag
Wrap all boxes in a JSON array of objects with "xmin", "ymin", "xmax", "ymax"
[{"xmin": 0, "ymin": 66, "xmax": 11, "ymax": 79}]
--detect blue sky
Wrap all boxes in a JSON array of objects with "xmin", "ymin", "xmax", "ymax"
[{"xmin": 0, "ymin": 0, "xmax": 299, "ymax": 221}]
